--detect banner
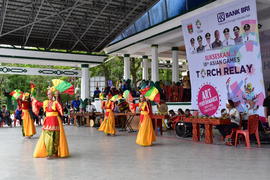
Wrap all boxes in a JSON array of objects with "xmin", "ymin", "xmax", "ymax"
[
  {"xmin": 0, "ymin": 66, "xmax": 81, "ymax": 77},
  {"xmin": 182, "ymin": 0, "xmax": 265, "ymax": 116}
]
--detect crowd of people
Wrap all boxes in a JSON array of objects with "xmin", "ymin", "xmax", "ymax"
[{"xmin": 93, "ymin": 75, "xmax": 191, "ymax": 103}]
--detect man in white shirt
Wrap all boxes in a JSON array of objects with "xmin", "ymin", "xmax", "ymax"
[
  {"xmin": 86, "ymin": 101, "xmax": 96, "ymax": 113},
  {"xmin": 189, "ymin": 38, "xmax": 196, "ymax": 54},
  {"xmin": 222, "ymin": 28, "xmax": 234, "ymax": 47},
  {"xmin": 204, "ymin": 33, "xmax": 212, "ymax": 50},
  {"xmin": 242, "ymin": 24, "xmax": 256, "ymax": 42}
]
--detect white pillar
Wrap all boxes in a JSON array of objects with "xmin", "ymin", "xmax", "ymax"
[
  {"xmin": 142, "ymin": 55, "xmax": 149, "ymax": 80},
  {"xmin": 81, "ymin": 64, "xmax": 90, "ymax": 100},
  {"xmin": 123, "ymin": 54, "xmax": 130, "ymax": 80},
  {"xmin": 151, "ymin": 44, "xmax": 159, "ymax": 82},
  {"xmin": 172, "ymin": 47, "xmax": 180, "ymax": 83}
]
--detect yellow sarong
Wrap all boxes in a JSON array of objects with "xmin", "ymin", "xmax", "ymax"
[{"xmin": 33, "ymin": 116, "xmax": 69, "ymax": 158}]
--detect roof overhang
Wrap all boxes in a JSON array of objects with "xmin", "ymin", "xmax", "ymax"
[
  {"xmin": 104, "ymin": 0, "xmax": 270, "ymax": 59},
  {"xmin": 0, "ymin": 47, "xmax": 107, "ymax": 67}
]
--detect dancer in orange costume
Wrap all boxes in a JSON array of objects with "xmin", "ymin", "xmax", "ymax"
[
  {"xmin": 18, "ymin": 92, "xmax": 36, "ymax": 138},
  {"xmin": 33, "ymin": 90, "xmax": 69, "ymax": 159},
  {"xmin": 98, "ymin": 94, "xmax": 116, "ymax": 135},
  {"xmin": 136, "ymin": 95, "xmax": 156, "ymax": 146}
]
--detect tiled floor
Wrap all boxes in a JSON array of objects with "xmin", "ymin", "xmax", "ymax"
[{"xmin": 0, "ymin": 126, "xmax": 269, "ymax": 180}]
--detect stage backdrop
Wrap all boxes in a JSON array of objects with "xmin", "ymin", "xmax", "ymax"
[{"xmin": 182, "ymin": 0, "xmax": 265, "ymax": 116}]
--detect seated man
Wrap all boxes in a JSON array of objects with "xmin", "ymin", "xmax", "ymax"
[
  {"xmin": 216, "ymin": 100, "xmax": 240, "ymax": 140},
  {"xmin": 1, "ymin": 105, "xmax": 11, "ymax": 127}
]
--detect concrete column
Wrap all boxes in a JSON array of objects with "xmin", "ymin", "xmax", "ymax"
[
  {"xmin": 172, "ymin": 47, "xmax": 180, "ymax": 83},
  {"xmin": 142, "ymin": 55, "xmax": 149, "ymax": 80},
  {"xmin": 81, "ymin": 64, "xmax": 90, "ymax": 100},
  {"xmin": 151, "ymin": 44, "xmax": 159, "ymax": 82},
  {"xmin": 123, "ymin": 54, "xmax": 130, "ymax": 80}
]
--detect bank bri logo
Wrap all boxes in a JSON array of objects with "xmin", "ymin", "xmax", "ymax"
[{"xmin": 217, "ymin": 12, "xmax": 226, "ymax": 22}]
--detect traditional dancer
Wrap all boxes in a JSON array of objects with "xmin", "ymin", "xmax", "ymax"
[
  {"xmin": 33, "ymin": 90, "xmax": 69, "ymax": 159},
  {"xmin": 18, "ymin": 92, "xmax": 36, "ymax": 138},
  {"xmin": 98, "ymin": 94, "xmax": 116, "ymax": 135},
  {"xmin": 136, "ymin": 95, "xmax": 156, "ymax": 146}
]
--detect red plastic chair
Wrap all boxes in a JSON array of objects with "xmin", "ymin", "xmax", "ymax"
[
  {"xmin": 234, "ymin": 114, "xmax": 261, "ymax": 148},
  {"xmin": 224, "ymin": 114, "xmax": 243, "ymax": 146}
]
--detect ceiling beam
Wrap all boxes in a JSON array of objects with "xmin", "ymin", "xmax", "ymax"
[
  {"xmin": 0, "ymin": 1, "xmax": 87, "ymax": 38},
  {"xmin": 70, "ymin": 0, "xmax": 112, "ymax": 51},
  {"xmin": 24, "ymin": 0, "xmax": 45, "ymax": 45},
  {"xmin": 46, "ymin": 0, "xmax": 90, "ymax": 51},
  {"xmin": 0, "ymin": 0, "xmax": 9, "ymax": 34},
  {"xmin": 47, "ymin": 0, "xmax": 80, "ymax": 49},
  {"xmin": 93, "ymin": 0, "xmax": 145, "ymax": 51}
]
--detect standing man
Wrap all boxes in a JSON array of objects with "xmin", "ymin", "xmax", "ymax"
[
  {"xmin": 222, "ymin": 28, "xmax": 234, "ymax": 47},
  {"xmin": 93, "ymin": 87, "xmax": 101, "ymax": 99},
  {"xmin": 204, "ymin": 33, "xmax": 212, "ymax": 50},
  {"xmin": 189, "ymin": 38, "xmax": 196, "ymax": 53},
  {"xmin": 263, "ymin": 88, "xmax": 270, "ymax": 127},
  {"xmin": 243, "ymin": 24, "xmax": 256, "ymax": 42},
  {"xmin": 212, "ymin": 30, "xmax": 223, "ymax": 49},
  {"xmin": 71, "ymin": 95, "xmax": 81, "ymax": 112},
  {"xmin": 233, "ymin": 26, "xmax": 243, "ymax": 45},
  {"xmin": 196, "ymin": 35, "xmax": 205, "ymax": 53}
]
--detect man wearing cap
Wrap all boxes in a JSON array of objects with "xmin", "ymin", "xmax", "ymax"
[
  {"xmin": 189, "ymin": 38, "xmax": 196, "ymax": 53},
  {"xmin": 233, "ymin": 26, "xmax": 243, "ymax": 45},
  {"xmin": 222, "ymin": 28, "xmax": 234, "ymax": 47},
  {"xmin": 196, "ymin": 35, "xmax": 205, "ymax": 53},
  {"xmin": 242, "ymin": 24, "xmax": 256, "ymax": 42},
  {"xmin": 212, "ymin": 30, "xmax": 222, "ymax": 49},
  {"xmin": 204, "ymin": 33, "xmax": 212, "ymax": 50}
]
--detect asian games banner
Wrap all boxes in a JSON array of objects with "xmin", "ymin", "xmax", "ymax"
[{"xmin": 182, "ymin": 0, "xmax": 265, "ymax": 116}]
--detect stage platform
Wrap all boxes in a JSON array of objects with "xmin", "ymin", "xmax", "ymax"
[{"xmin": 0, "ymin": 126, "xmax": 269, "ymax": 180}]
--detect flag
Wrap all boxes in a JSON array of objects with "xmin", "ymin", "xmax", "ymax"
[
  {"xmin": 110, "ymin": 94, "xmax": 122, "ymax": 102},
  {"xmin": 52, "ymin": 79, "xmax": 74, "ymax": 95},
  {"xmin": 99, "ymin": 93, "xmax": 105, "ymax": 100},
  {"xmin": 144, "ymin": 86, "xmax": 160, "ymax": 103},
  {"xmin": 10, "ymin": 89, "xmax": 23, "ymax": 100},
  {"xmin": 139, "ymin": 87, "xmax": 150, "ymax": 95},
  {"xmin": 123, "ymin": 90, "xmax": 133, "ymax": 102},
  {"xmin": 30, "ymin": 82, "xmax": 36, "ymax": 97}
]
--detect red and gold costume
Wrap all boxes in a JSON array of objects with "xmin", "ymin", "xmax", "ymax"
[
  {"xmin": 33, "ymin": 99, "xmax": 69, "ymax": 158},
  {"xmin": 98, "ymin": 100, "xmax": 116, "ymax": 135},
  {"xmin": 18, "ymin": 97, "xmax": 36, "ymax": 137},
  {"xmin": 136, "ymin": 101, "xmax": 156, "ymax": 146}
]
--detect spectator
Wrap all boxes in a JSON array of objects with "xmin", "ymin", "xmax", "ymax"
[
  {"xmin": 177, "ymin": 108, "xmax": 185, "ymax": 116},
  {"xmin": 114, "ymin": 101, "xmax": 120, "ymax": 113},
  {"xmin": 263, "ymin": 87, "xmax": 270, "ymax": 127},
  {"xmin": 1, "ymin": 105, "xmax": 11, "ymax": 127},
  {"xmin": 71, "ymin": 95, "xmax": 81, "ymax": 112},
  {"xmin": 184, "ymin": 109, "xmax": 192, "ymax": 117},
  {"xmin": 94, "ymin": 87, "xmax": 101, "ymax": 98},
  {"xmin": 216, "ymin": 100, "xmax": 240, "ymax": 139},
  {"xmin": 86, "ymin": 100, "xmax": 96, "ymax": 113},
  {"xmin": 15, "ymin": 106, "xmax": 22, "ymax": 126},
  {"xmin": 166, "ymin": 110, "xmax": 177, "ymax": 129}
]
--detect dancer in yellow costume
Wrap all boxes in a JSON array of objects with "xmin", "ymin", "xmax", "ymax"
[
  {"xmin": 33, "ymin": 90, "xmax": 69, "ymax": 159},
  {"xmin": 18, "ymin": 92, "xmax": 36, "ymax": 138},
  {"xmin": 136, "ymin": 95, "xmax": 156, "ymax": 146},
  {"xmin": 98, "ymin": 94, "xmax": 116, "ymax": 135}
]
